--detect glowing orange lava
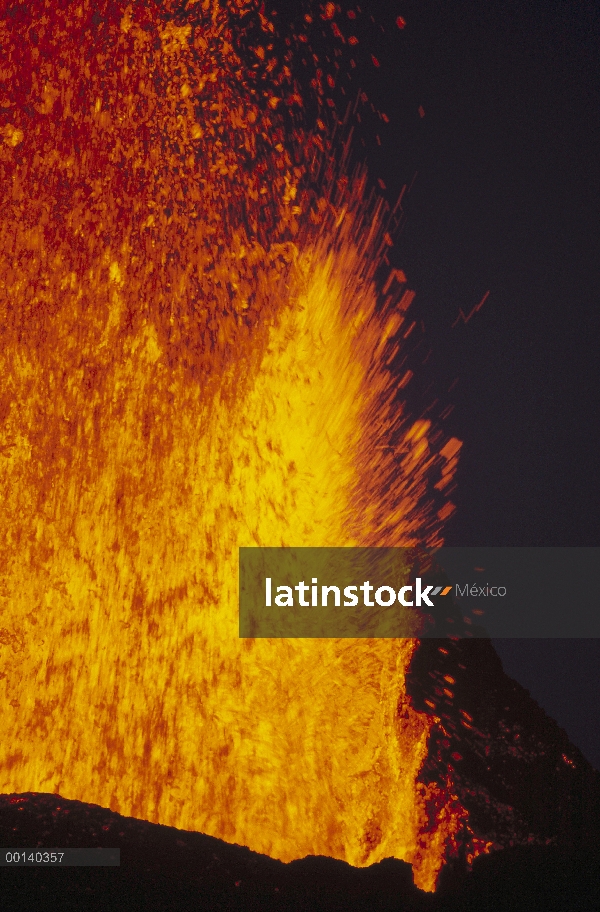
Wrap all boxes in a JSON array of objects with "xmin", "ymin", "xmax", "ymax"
[{"xmin": 1, "ymin": 0, "xmax": 465, "ymax": 891}]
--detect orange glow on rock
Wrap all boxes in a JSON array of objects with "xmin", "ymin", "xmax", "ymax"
[{"xmin": 0, "ymin": 0, "xmax": 465, "ymax": 893}]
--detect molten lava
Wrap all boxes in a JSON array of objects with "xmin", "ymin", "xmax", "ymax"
[{"xmin": 1, "ymin": 0, "xmax": 470, "ymax": 891}]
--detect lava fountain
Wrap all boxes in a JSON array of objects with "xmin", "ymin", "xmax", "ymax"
[{"xmin": 1, "ymin": 0, "xmax": 469, "ymax": 891}]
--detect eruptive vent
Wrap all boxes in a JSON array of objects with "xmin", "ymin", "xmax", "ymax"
[{"xmin": 0, "ymin": 0, "xmax": 476, "ymax": 891}]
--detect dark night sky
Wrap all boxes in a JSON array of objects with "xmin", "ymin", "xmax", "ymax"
[{"xmin": 278, "ymin": 1, "xmax": 600, "ymax": 769}]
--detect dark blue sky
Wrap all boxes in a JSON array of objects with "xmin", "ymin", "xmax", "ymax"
[{"xmin": 361, "ymin": 0, "xmax": 600, "ymax": 771}]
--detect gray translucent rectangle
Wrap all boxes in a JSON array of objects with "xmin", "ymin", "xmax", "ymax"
[
  {"xmin": 239, "ymin": 547, "xmax": 600, "ymax": 638},
  {"xmin": 0, "ymin": 848, "xmax": 120, "ymax": 866}
]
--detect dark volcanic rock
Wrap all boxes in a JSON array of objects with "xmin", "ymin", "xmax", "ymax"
[
  {"xmin": 1, "ymin": 790, "xmax": 599, "ymax": 911},
  {"xmin": 407, "ymin": 637, "xmax": 600, "ymax": 855},
  {"xmin": 440, "ymin": 842, "xmax": 600, "ymax": 912}
]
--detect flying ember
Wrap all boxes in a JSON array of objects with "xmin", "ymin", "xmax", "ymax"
[{"xmin": 0, "ymin": 0, "xmax": 481, "ymax": 892}]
